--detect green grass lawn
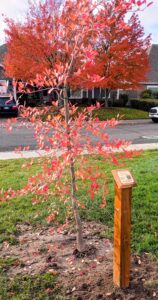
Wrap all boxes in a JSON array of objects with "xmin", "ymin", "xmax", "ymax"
[
  {"xmin": 0, "ymin": 151, "xmax": 158, "ymax": 299},
  {"xmin": 41, "ymin": 106, "xmax": 148, "ymax": 121},
  {"xmin": 0, "ymin": 270, "xmax": 58, "ymax": 300},
  {"xmin": 0, "ymin": 150, "xmax": 157, "ymax": 258},
  {"xmin": 93, "ymin": 107, "xmax": 148, "ymax": 120}
]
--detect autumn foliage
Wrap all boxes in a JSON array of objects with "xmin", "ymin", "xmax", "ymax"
[
  {"xmin": 1, "ymin": 0, "xmax": 153, "ymax": 252},
  {"xmin": 4, "ymin": 0, "xmax": 151, "ymax": 91}
]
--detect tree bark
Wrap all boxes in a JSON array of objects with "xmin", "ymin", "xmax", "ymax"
[
  {"xmin": 104, "ymin": 98, "xmax": 108, "ymax": 108},
  {"xmin": 104, "ymin": 88, "xmax": 110, "ymax": 107},
  {"xmin": 63, "ymin": 86, "xmax": 84, "ymax": 252}
]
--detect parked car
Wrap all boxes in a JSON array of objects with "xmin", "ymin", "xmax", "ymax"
[
  {"xmin": 0, "ymin": 96, "xmax": 18, "ymax": 117},
  {"xmin": 149, "ymin": 107, "xmax": 158, "ymax": 123}
]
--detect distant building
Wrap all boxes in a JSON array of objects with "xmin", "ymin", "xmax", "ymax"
[
  {"xmin": 0, "ymin": 44, "xmax": 7, "ymax": 79},
  {"xmin": 128, "ymin": 44, "xmax": 158, "ymax": 99},
  {"xmin": 142, "ymin": 44, "xmax": 158, "ymax": 91},
  {"xmin": 0, "ymin": 44, "xmax": 15, "ymax": 98}
]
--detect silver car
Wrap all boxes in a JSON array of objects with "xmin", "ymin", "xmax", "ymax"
[{"xmin": 149, "ymin": 107, "xmax": 158, "ymax": 123}]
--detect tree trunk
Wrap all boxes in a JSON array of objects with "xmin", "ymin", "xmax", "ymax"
[
  {"xmin": 70, "ymin": 159, "xmax": 84, "ymax": 252},
  {"xmin": 104, "ymin": 98, "xmax": 108, "ymax": 108},
  {"xmin": 104, "ymin": 88, "xmax": 110, "ymax": 107},
  {"xmin": 63, "ymin": 86, "xmax": 85, "ymax": 252}
]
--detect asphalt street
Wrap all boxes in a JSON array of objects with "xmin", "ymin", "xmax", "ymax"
[
  {"xmin": 0, "ymin": 118, "xmax": 158, "ymax": 151},
  {"xmin": 0, "ymin": 118, "xmax": 158, "ymax": 156}
]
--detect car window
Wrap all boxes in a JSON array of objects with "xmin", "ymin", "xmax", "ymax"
[
  {"xmin": 0, "ymin": 98, "xmax": 15, "ymax": 105},
  {"xmin": 150, "ymin": 108, "xmax": 157, "ymax": 113}
]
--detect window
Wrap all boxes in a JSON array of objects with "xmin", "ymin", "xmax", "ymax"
[
  {"xmin": 69, "ymin": 89, "xmax": 82, "ymax": 99},
  {"xmin": 0, "ymin": 97, "xmax": 15, "ymax": 105},
  {"xmin": 82, "ymin": 89, "xmax": 88, "ymax": 98},
  {"xmin": 0, "ymin": 80, "xmax": 8, "ymax": 94},
  {"xmin": 69, "ymin": 89, "xmax": 88, "ymax": 99},
  {"xmin": 147, "ymin": 85, "xmax": 158, "ymax": 91}
]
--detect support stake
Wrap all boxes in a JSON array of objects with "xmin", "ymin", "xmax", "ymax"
[{"xmin": 112, "ymin": 169, "xmax": 137, "ymax": 288}]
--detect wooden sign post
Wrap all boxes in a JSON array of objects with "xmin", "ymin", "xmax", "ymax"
[{"xmin": 111, "ymin": 169, "xmax": 137, "ymax": 288}]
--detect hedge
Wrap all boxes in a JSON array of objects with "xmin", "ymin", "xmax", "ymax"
[{"xmin": 129, "ymin": 99, "xmax": 158, "ymax": 111}]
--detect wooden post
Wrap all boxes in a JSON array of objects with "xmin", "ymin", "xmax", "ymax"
[{"xmin": 111, "ymin": 169, "xmax": 136, "ymax": 288}]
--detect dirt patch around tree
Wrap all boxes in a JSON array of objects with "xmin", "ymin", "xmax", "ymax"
[{"xmin": 0, "ymin": 221, "xmax": 158, "ymax": 299}]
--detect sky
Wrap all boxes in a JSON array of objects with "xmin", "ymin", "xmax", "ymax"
[{"xmin": 0, "ymin": 0, "xmax": 158, "ymax": 45}]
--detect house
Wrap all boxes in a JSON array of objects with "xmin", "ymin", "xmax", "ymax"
[
  {"xmin": 127, "ymin": 44, "xmax": 158, "ymax": 99},
  {"xmin": 142, "ymin": 44, "xmax": 158, "ymax": 91},
  {"xmin": 0, "ymin": 44, "xmax": 14, "ymax": 96},
  {"xmin": 0, "ymin": 44, "xmax": 7, "ymax": 79}
]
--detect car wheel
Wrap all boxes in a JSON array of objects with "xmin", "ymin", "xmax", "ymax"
[
  {"xmin": 13, "ymin": 113, "xmax": 18, "ymax": 118},
  {"xmin": 152, "ymin": 118, "xmax": 158, "ymax": 123}
]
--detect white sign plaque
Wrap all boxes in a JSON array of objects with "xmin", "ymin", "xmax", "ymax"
[{"xmin": 117, "ymin": 170, "xmax": 134, "ymax": 185}]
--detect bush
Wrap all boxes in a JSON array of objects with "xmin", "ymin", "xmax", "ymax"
[
  {"xmin": 112, "ymin": 94, "xmax": 129, "ymax": 107},
  {"xmin": 130, "ymin": 99, "xmax": 158, "ymax": 111},
  {"xmin": 152, "ymin": 91, "xmax": 158, "ymax": 99},
  {"xmin": 140, "ymin": 89, "xmax": 158, "ymax": 100},
  {"xmin": 141, "ymin": 89, "xmax": 152, "ymax": 99}
]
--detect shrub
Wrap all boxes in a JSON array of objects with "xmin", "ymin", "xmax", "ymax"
[
  {"xmin": 140, "ymin": 89, "xmax": 158, "ymax": 100},
  {"xmin": 141, "ymin": 89, "xmax": 152, "ymax": 99},
  {"xmin": 130, "ymin": 99, "xmax": 158, "ymax": 111}
]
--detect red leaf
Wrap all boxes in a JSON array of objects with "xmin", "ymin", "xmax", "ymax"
[{"xmin": 47, "ymin": 213, "xmax": 56, "ymax": 223}]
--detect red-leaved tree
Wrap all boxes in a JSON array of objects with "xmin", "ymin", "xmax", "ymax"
[{"xmin": 2, "ymin": 0, "xmax": 152, "ymax": 252}]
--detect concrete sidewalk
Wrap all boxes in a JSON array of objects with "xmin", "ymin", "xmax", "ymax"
[
  {"xmin": 118, "ymin": 119, "xmax": 152, "ymax": 125},
  {"xmin": 0, "ymin": 143, "xmax": 158, "ymax": 160}
]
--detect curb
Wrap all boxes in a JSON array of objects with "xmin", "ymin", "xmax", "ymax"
[
  {"xmin": 0, "ymin": 143, "xmax": 158, "ymax": 160},
  {"xmin": 117, "ymin": 119, "xmax": 152, "ymax": 126}
]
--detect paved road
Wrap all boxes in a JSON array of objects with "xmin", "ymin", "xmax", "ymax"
[{"xmin": 0, "ymin": 118, "xmax": 158, "ymax": 152}]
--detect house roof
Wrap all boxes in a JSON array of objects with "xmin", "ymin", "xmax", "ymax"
[
  {"xmin": 146, "ymin": 44, "xmax": 158, "ymax": 84},
  {"xmin": 0, "ymin": 44, "xmax": 7, "ymax": 65},
  {"xmin": 0, "ymin": 44, "xmax": 7, "ymax": 79}
]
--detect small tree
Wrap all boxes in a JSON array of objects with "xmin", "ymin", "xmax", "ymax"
[{"xmin": 2, "ymin": 0, "xmax": 152, "ymax": 252}]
